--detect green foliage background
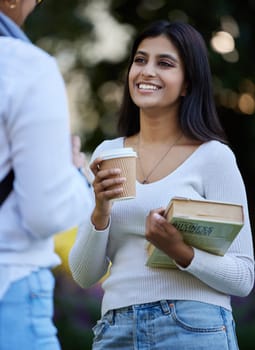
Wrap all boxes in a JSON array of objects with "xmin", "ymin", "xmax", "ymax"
[{"xmin": 25, "ymin": 1, "xmax": 255, "ymax": 349}]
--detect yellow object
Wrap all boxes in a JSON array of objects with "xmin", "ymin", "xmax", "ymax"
[
  {"xmin": 54, "ymin": 226, "xmax": 78, "ymax": 273},
  {"xmin": 54, "ymin": 226, "xmax": 110, "ymax": 282}
]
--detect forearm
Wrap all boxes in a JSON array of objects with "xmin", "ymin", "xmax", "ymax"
[
  {"xmin": 194, "ymin": 143, "xmax": 255, "ymax": 296},
  {"xmin": 69, "ymin": 219, "xmax": 110, "ymax": 288},
  {"xmin": 178, "ymin": 247, "xmax": 254, "ymax": 296},
  {"xmin": 91, "ymin": 207, "xmax": 111, "ymax": 230},
  {"xmin": 172, "ymin": 243, "xmax": 194, "ymax": 268}
]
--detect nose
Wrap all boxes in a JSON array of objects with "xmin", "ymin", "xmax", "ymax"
[{"xmin": 141, "ymin": 62, "xmax": 156, "ymax": 77}]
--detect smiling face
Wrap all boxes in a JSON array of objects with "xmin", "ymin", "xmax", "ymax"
[{"xmin": 128, "ymin": 35, "xmax": 187, "ymax": 115}]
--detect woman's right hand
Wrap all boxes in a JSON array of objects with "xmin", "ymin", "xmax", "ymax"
[{"xmin": 90, "ymin": 157, "xmax": 126, "ymax": 229}]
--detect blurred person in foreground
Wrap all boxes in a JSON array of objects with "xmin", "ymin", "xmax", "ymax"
[
  {"xmin": 69, "ymin": 20, "xmax": 254, "ymax": 349},
  {"xmin": 0, "ymin": 1, "xmax": 92, "ymax": 349}
]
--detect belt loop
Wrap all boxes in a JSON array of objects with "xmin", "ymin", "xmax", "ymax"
[
  {"xmin": 160, "ymin": 300, "xmax": 171, "ymax": 315},
  {"xmin": 107, "ymin": 310, "xmax": 115, "ymax": 325}
]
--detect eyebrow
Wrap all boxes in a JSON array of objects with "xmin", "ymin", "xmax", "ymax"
[{"xmin": 135, "ymin": 50, "xmax": 179, "ymax": 63}]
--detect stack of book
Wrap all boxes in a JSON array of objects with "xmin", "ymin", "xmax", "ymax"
[{"xmin": 146, "ymin": 197, "xmax": 244, "ymax": 268}]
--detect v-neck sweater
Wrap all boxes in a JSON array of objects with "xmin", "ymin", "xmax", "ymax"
[{"xmin": 69, "ymin": 138, "xmax": 254, "ymax": 316}]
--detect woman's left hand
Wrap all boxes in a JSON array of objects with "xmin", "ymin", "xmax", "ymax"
[{"xmin": 145, "ymin": 208, "xmax": 194, "ymax": 268}]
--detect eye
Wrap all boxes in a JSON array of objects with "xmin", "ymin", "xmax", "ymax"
[
  {"xmin": 158, "ymin": 60, "xmax": 174, "ymax": 68},
  {"xmin": 133, "ymin": 56, "xmax": 146, "ymax": 64}
]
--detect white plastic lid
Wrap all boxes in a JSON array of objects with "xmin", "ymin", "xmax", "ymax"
[{"xmin": 99, "ymin": 147, "xmax": 137, "ymax": 160}]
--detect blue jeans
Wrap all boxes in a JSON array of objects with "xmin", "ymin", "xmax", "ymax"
[
  {"xmin": 0, "ymin": 269, "xmax": 61, "ymax": 350},
  {"xmin": 92, "ymin": 300, "xmax": 239, "ymax": 350}
]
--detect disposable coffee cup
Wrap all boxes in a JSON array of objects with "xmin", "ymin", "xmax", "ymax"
[{"xmin": 99, "ymin": 147, "xmax": 137, "ymax": 201}]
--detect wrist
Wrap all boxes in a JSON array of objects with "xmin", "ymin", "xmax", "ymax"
[
  {"xmin": 174, "ymin": 244, "xmax": 194, "ymax": 268},
  {"xmin": 91, "ymin": 209, "xmax": 110, "ymax": 230}
]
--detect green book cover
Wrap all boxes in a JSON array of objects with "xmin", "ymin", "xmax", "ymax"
[{"xmin": 146, "ymin": 198, "xmax": 244, "ymax": 269}]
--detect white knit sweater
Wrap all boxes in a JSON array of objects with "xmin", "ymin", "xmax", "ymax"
[{"xmin": 69, "ymin": 138, "xmax": 254, "ymax": 316}]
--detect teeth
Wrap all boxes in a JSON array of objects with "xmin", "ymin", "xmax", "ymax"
[{"xmin": 138, "ymin": 83, "xmax": 159, "ymax": 90}]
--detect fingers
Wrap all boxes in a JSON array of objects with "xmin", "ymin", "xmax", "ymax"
[
  {"xmin": 147, "ymin": 207, "xmax": 165, "ymax": 218},
  {"xmin": 145, "ymin": 208, "xmax": 179, "ymax": 242},
  {"xmin": 71, "ymin": 135, "xmax": 86, "ymax": 169},
  {"xmin": 145, "ymin": 213, "xmax": 166, "ymax": 239},
  {"xmin": 72, "ymin": 134, "xmax": 81, "ymax": 150},
  {"xmin": 146, "ymin": 208, "xmax": 166, "ymax": 232},
  {"xmin": 90, "ymin": 158, "xmax": 103, "ymax": 176},
  {"xmin": 90, "ymin": 158, "xmax": 126, "ymax": 201},
  {"xmin": 90, "ymin": 158, "xmax": 122, "ymax": 182},
  {"xmin": 94, "ymin": 175, "xmax": 126, "ymax": 199}
]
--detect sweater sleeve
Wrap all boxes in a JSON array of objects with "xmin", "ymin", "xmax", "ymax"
[
  {"xmin": 177, "ymin": 143, "xmax": 254, "ymax": 297},
  {"xmin": 68, "ymin": 140, "xmax": 118, "ymax": 288},
  {"xmin": 69, "ymin": 218, "xmax": 111, "ymax": 288}
]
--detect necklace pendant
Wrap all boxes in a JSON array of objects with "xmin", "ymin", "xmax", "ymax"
[{"xmin": 137, "ymin": 132, "xmax": 183, "ymax": 187}]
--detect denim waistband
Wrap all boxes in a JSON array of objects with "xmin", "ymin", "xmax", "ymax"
[
  {"xmin": 106, "ymin": 300, "xmax": 173, "ymax": 322},
  {"xmin": 96, "ymin": 300, "xmax": 237, "ymax": 350}
]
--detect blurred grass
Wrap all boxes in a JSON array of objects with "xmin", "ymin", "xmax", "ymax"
[{"xmin": 54, "ymin": 227, "xmax": 103, "ymax": 350}]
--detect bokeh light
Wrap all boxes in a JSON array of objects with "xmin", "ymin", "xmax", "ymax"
[
  {"xmin": 211, "ymin": 31, "xmax": 235, "ymax": 54},
  {"xmin": 238, "ymin": 93, "xmax": 255, "ymax": 115}
]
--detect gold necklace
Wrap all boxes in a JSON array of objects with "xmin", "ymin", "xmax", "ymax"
[{"xmin": 137, "ymin": 133, "xmax": 183, "ymax": 184}]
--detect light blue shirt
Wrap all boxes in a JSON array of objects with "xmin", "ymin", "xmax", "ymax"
[{"xmin": 0, "ymin": 35, "xmax": 92, "ymax": 298}]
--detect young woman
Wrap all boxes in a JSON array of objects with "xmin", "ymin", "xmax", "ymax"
[
  {"xmin": 69, "ymin": 20, "xmax": 254, "ymax": 349},
  {"xmin": 0, "ymin": 1, "xmax": 91, "ymax": 349}
]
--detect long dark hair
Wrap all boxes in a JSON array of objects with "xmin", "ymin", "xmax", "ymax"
[{"xmin": 117, "ymin": 20, "xmax": 227, "ymax": 143}]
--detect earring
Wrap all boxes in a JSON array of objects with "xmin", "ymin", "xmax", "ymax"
[{"xmin": 9, "ymin": 0, "xmax": 17, "ymax": 9}]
